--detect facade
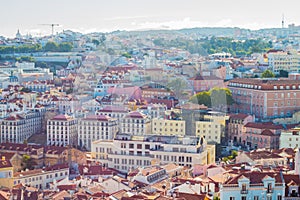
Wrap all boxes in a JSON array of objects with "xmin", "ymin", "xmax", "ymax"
[
  {"xmin": 280, "ymin": 127, "xmax": 300, "ymax": 148},
  {"xmin": 241, "ymin": 122, "xmax": 282, "ymax": 149},
  {"xmin": 78, "ymin": 115, "xmax": 118, "ymax": 151},
  {"xmin": 0, "ymin": 111, "xmax": 43, "ymax": 143},
  {"xmin": 152, "ymin": 118, "xmax": 185, "ymax": 136},
  {"xmin": 47, "ymin": 114, "xmax": 78, "ymax": 147},
  {"xmin": 121, "ymin": 111, "xmax": 151, "ymax": 136},
  {"xmin": 227, "ymin": 114, "xmax": 254, "ymax": 145},
  {"xmin": 268, "ymin": 50, "xmax": 300, "ymax": 73},
  {"xmin": 189, "ymin": 74, "xmax": 224, "ymax": 92},
  {"xmin": 220, "ymin": 171, "xmax": 285, "ymax": 200},
  {"xmin": 228, "ymin": 78, "xmax": 300, "ymax": 120},
  {"xmin": 137, "ymin": 103, "xmax": 166, "ymax": 119},
  {"xmin": 195, "ymin": 119, "xmax": 223, "ymax": 144},
  {"xmin": 91, "ymin": 135, "xmax": 215, "ymax": 173},
  {"xmin": 0, "ymin": 164, "xmax": 69, "ymax": 189},
  {"xmin": 141, "ymin": 88, "xmax": 174, "ymax": 100}
]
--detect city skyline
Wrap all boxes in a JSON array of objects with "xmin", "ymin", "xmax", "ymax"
[{"xmin": 1, "ymin": 0, "xmax": 300, "ymax": 37}]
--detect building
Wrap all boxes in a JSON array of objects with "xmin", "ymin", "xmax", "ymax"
[
  {"xmin": 228, "ymin": 78, "xmax": 300, "ymax": 120},
  {"xmin": 152, "ymin": 118, "xmax": 185, "ymax": 136},
  {"xmin": 0, "ymin": 163, "xmax": 69, "ymax": 189},
  {"xmin": 280, "ymin": 126, "xmax": 300, "ymax": 148},
  {"xmin": 189, "ymin": 74, "xmax": 224, "ymax": 92},
  {"xmin": 227, "ymin": 113, "xmax": 255, "ymax": 146},
  {"xmin": 91, "ymin": 135, "xmax": 215, "ymax": 173},
  {"xmin": 220, "ymin": 171, "xmax": 285, "ymax": 200},
  {"xmin": 47, "ymin": 114, "xmax": 78, "ymax": 147},
  {"xmin": 267, "ymin": 50, "xmax": 300, "ymax": 74},
  {"xmin": 241, "ymin": 122, "xmax": 282, "ymax": 149},
  {"xmin": 121, "ymin": 111, "xmax": 151, "ymax": 136},
  {"xmin": 295, "ymin": 148, "xmax": 300, "ymax": 174},
  {"xmin": 235, "ymin": 150, "xmax": 286, "ymax": 167},
  {"xmin": 78, "ymin": 115, "xmax": 118, "ymax": 151},
  {"xmin": 282, "ymin": 174, "xmax": 300, "ymax": 198},
  {"xmin": 0, "ymin": 111, "xmax": 43, "ymax": 143}
]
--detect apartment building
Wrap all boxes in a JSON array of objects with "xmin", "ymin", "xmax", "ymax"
[
  {"xmin": 78, "ymin": 115, "xmax": 118, "ymax": 151},
  {"xmin": 268, "ymin": 50, "xmax": 300, "ymax": 73},
  {"xmin": 0, "ymin": 163, "xmax": 69, "ymax": 189},
  {"xmin": 0, "ymin": 111, "xmax": 43, "ymax": 143},
  {"xmin": 220, "ymin": 171, "xmax": 285, "ymax": 200},
  {"xmin": 152, "ymin": 118, "xmax": 185, "ymax": 136},
  {"xmin": 121, "ymin": 111, "xmax": 151, "ymax": 136},
  {"xmin": 228, "ymin": 78, "xmax": 300, "ymax": 120},
  {"xmin": 91, "ymin": 135, "xmax": 215, "ymax": 173},
  {"xmin": 47, "ymin": 114, "xmax": 78, "ymax": 147},
  {"xmin": 280, "ymin": 126, "xmax": 300, "ymax": 148},
  {"xmin": 227, "ymin": 114, "xmax": 254, "ymax": 145}
]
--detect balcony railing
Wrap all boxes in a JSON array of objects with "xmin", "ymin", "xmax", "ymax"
[
  {"xmin": 240, "ymin": 190, "xmax": 248, "ymax": 194},
  {"xmin": 267, "ymin": 189, "xmax": 273, "ymax": 194}
]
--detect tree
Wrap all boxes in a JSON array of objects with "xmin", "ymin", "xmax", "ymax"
[
  {"xmin": 92, "ymin": 39, "xmax": 100, "ymax": 46},
  {"xmin": 58, "ymin": 42, "xmax": 73, "ymax": 52},
  {"xmin": 21, "ymin": 154, "xmax": 35, "ymax": 170},
  {"xmin": 44, "ymin": 41, "xmax": 58, "ymax": 52},
  {"xmin": 189, "ymin": 88, "xmax": 234, "ymax": 110},
  {"xmin": 261, "ymin": 69, "xmax": 275, "ymax": 78}
]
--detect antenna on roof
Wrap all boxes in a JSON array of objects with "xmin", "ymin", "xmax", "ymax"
[{"xmin": 282, "ymin": 14, "xmax": 285, "ymax": 28}]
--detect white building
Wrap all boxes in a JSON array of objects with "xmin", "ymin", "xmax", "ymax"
[
  {"xmin": 91, "ymin": 135, "xmax": 215, "ymax": 173},
  {"xmin": 47, "ymin": 114, "xmax": 78, "ymax": 147},
  {"xmin": 0, "ymin": 111, "xmax": 43, "ymax": 143},
  {"xmin": 12, "ymin": 163, "xmax": 69, "ymax": 189},
  {"xmin": 268, "ymin": 50, "xmax": 300, "ymax": 74},
  {"xmin": 121, "ymin": 111, "xmax": 151, "ymax": 136},
  {"xmin": 78, "ymin": 115, "xmax": 118, "ymax": 151},
  {"xmin": 280, "ymin": 127, "xmax": 300, "ymax": 148}
]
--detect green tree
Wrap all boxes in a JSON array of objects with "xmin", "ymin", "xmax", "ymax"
[
  {"xmin": 44, "ymin": 41, "xmax": 59, "ymax": 52},
  {"xmin": 21, "ymin": 154, "xmax": 35, "ymax": 170},
  {"xmin": 92, "ymin": 39, "xmax": 100, "ymax": 46},
  {"xmin": 261, "ymin": 69, "xmax": 275, "ymax": 78},
  {"xmin": 58, "ymin": 42, "xmax": 73, "ymax": 52}
]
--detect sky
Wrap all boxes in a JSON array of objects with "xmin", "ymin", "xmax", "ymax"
[{"xmin": 1, "ymin": 0, "xmax": 300, "ymax": 37}]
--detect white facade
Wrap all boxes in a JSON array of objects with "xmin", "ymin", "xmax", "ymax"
[
  {"xmin": 47, "ymin": 114, "xmax": 78, "ymax": 147},
  {"xmin": 268, "ymin": 51, "xmax": 300, "ymax": 73},
  {"xmin": 280, "ymin": 127, "xmax": 300, "ymax": 148},
  {"xmin": 0, "ymin": 111, "xmax": 43, "ymax": 143},
  {"xmin": 91, "ymin": 135, "xmax": 215, "ymax": 173},
  {"xmin": 121, "ymin": 111, "xmax": 151, "ymax": 136},
  {"xmin": 78, "ymin": 115, "xmax": 118, "ymax": 151},
  {"xmin": 13, "ymin": 164, "xmax": 69, "ymax": 189}
]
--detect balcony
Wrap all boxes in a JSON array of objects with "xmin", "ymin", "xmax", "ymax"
[{"xmin": 240, "ymin": 190, "xmax": 248, "ymax": 194}]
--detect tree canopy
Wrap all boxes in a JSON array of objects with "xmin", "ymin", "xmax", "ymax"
[
  {"xmin": 261, "ymin": 69, "xmax": 275, "ymax": 78},
  {"xmin": 189, "ymin": 88, "xmax": 234, "ymax": 110},
  {"xmin": 44, "ymin": 41, "xmax": 73, "ymax": 52},
  {"xmin": 153, "ymin": 37, "xmax": 272, "ymax": 56}
]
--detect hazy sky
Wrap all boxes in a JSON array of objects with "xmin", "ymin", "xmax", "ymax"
[{"xmin": 1, "ymin": 0, "xmax": 299, "ymax": 37}]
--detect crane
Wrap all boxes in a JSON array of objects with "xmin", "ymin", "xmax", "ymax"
[{"xmin": 39, "ymin": 24, "xmax": 60, "ymax": 36}]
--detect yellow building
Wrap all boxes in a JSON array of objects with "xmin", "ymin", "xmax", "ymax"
[{"xmin": 152, "ymin": 118, "xmax": 185, "ymax": 136}]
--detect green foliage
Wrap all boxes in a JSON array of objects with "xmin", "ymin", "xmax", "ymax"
[
  {"xmin": 0, "ymin": 44, "xmax": 42, "ymax": 54},
  {"xmin": 153, "ymin": 37, "xmax": 272, "ymax": 56},
  {"xmin": 121, "ymin": 52, "xmax": 132, "ymax": 58},
  {"xmin": 20, "ymin": 87, "xmax": 32, "ymax": 93},
  {"xmin": 16, "ymin": 56, "xmax": 35, "ymax": 62},
  {"xmin": 231, "ymin": 150, "xmax": 238, "ymax": 158},
  {"xmin": 189, "ymin": 88, "xmax": 234, "ymax": 108},
  {"xmin": 92, "ymin": 39, "xmax": 100, "ymax": 46},
  {"xmin": 21, "ymin": 154, "xmax": 35, "ymax": 170},
  {"xmin": 261, "ymin": 69, "xmax": 275, "ymax": 78},
  {"xmin": 44, "ymin": 41, "xmax": 73, "ymax": 52}
]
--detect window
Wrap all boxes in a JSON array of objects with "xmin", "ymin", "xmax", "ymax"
[
  {"xmin": 241, "ymin": 197, "xmax": 246, "ymax": 200},
  {"xmin": 229, "ymin": 197, "xmax": 235, "ymax": 200},
  {"xmin": 137, "ymin": 144, "xmax": 142, "ymax": 149},
  {"xmin": 277, "ymin": 195, "xmax": 282, "ymax": 200},
  {"xmin": 129, "ymin": 143, "xmax": 134, "ymax": 148},
  {"xmin": 267, "ymin": 183, "xmax": 272, "ymax": 193},
  {"xmin": 241, "ymin": 183, "xmax": 247, "ymax": 191},
  {"xmin": 254, "ymin": 196, "xmax": 259, "ymax": 200}
]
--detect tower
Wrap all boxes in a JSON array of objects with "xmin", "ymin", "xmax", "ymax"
[{"xmin": 282, "ymin": 14, "xmax": 285, "ymax": 28}]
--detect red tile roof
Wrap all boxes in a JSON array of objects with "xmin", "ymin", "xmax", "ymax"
[
  {"xmin": 82, "ymin": 115, "xmax": 112, "ymax": 121},
  {"xmin": 245, "ymin": 122, "xmax": 283, "ymax": 130},
  {"xmin": 261, "ymin": 129, "xmax": 275, "ymax": 136},
  {"xmin": 225, "ymin": 171, "xmax": 283, "ymax": 184},
  {"xmin": 51, "ymin": 114, "xmax": 74, "ymax": 121}
]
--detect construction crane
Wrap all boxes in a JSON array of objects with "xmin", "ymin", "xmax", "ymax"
[{"xmin": 39, "ymin": 23, "xmax": 60, "ymax": 36}]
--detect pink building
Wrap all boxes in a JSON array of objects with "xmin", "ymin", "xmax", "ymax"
[
  {"xmin": 107, "ymin": 86, "xmax": 142, "ymax": 100},
  {"xmin": 189, "ymin": 74, "xmax": 224, "ymax": 92},
  {"xmin": 241, "ymin": 122, "xmax": 283, "ymax": 149},
  {"xmin": 227, "ymin": 113, "xmax": 254, "ymax": 145},
  {"xmin": 228, "ymin": 78, "xmax": 300, "ymax": 120}
]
